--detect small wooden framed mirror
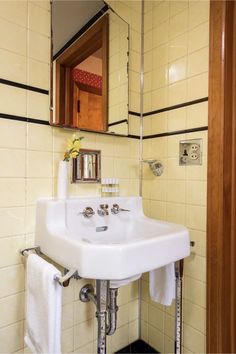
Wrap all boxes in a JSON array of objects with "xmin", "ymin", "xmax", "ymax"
[
  {"xmin": 52, "ymin": 15, "xmax": 108, "ymax": 131},
  {"xmin": 72, "ymin": 149, "xmax": 101, "ymax": 183}
]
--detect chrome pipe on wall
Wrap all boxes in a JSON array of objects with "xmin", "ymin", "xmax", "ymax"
[
  {"xmin": 138, "ymin": 0, "xmax": 145, "ymax": 340},
  {"xmin": 139, "ymin": 0, "xmax": 145, "ymax": 197}
]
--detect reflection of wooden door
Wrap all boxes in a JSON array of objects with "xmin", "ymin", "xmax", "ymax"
[{"xmin": 73, "ymin": 82, "xmax": 104, "ymax": 131}]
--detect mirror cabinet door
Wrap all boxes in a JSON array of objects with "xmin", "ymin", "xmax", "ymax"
[
  {"xmin": 51, "ymin": 1, "xmax": 129, "ymax": 136},
  {"xmin": 53, "ymin": 15, "xmax": 108, "ymax": 132}
]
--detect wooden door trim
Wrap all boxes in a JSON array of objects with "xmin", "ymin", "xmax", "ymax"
[
  {"xmin": 52, "ymin": 14, "xmax": 108, "ymax": 130},
  {"xmin": 207, "ymin": 1, "xmax": 236, "ymax": 352}
]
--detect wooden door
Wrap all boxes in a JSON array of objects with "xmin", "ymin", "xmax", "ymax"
[
  {"xmin": 207, "ymin": 1, "xmax": 236, "ymax": 352},
  {"xmin": 73, "ymin": 84, "xmax": 103, "ymax": 131}
]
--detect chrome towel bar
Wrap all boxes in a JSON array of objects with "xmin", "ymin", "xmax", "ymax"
[{"xmin": 20, "ymin": 246, "xmax": 80, "ymax": 287}]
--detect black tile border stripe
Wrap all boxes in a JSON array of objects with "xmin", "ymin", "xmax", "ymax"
[
  {"xmin": 108, "ymin": 119, "xmax": 128, "ymax": 127},
  {"xmin": 143, "ymin": 97, "xmax": 208, "ymax": 117},
  {"xmin": 128, "ymin": 97, "xmax": 208, "ymax": 118},
  {"xmin": 143, "ymin": 126, "xmax": 208, "ymax": 139},
  {"xmin": 0, "ymin": 113, "xmax": 50, "ymax": 126},
  {"xmin": 0, "ymin": 78, "xmax": 49, "ymax": 95},
  {"xmin": 0, "ymin": 113, "xmax": 207, "ymax": 139},
  {"xmin": 128, "ymin": 134, "xmax": 140, "ymax": 139},
  {"xmin": 0, "ymin": 113, "xmax": 139, "ymax": 139},
  {"xmin": 129, "ymin": 110, "xmax": 141, "ymax": 117},
  {"xmin": 53, "ymin": 4, "xmax": 109, "ymax": 60}
]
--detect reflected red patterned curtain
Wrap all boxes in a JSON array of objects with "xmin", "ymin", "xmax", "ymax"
[{"xmin": 72, "ymin": 68, "xmax": 102, "ymax": 90}]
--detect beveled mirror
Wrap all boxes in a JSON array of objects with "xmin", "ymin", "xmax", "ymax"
[{"xmin": 51, "ymin": 0, "xmax": 129, "ymax": 136}]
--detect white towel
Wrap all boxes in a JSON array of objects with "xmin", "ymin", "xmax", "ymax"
[
  {"xmin": 25, "ymin": 254, "xmax": 62, "ymax": 354},
  {"xmin": 149, "ymin": 263, "xmax": 175, "ymax": 306}
]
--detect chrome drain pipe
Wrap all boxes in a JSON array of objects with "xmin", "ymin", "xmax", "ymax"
[
  {"xmin": 96, "ymin": 280, "xmax": 109, "ymax": 354},
  {"xmin": 79, "ymin": 281, "xmax": 119, "ymax": 354},
  {"xmin": 106, "ymin": 288, "xmax": 118, "ymax": 336}
]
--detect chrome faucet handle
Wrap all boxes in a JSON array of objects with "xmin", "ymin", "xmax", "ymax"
[
  {"xmin": 111, "ymin": 203, "xmax": 120, "ymax": 214},
  {"xmin": 78, "ymin": 207, "xmax": 95, "ymax": 218},
  {"xmin": 97, "ymin": 204, "xmax": 109, "ymax": 216},
  {"xmin": 111, "ymin": 204, "xmax": 130, "ymax": 214}
]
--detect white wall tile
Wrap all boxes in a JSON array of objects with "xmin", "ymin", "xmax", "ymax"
[
  {"xmin": 0, "ymin": 85, "xmax": 27, "ymax": 117},
  {"xmin": 0, "ymin": 179, "xmax": 25, "ymax": 207},
  {"xmin": 28, "ymin": 2, "xmax": 50, "ymax": 36},
  {"xmin": 0, "ymin": 49, "xmax": 27, "ymax": 84},
  {"xmin": 0, "ymin": 292, "xmax": 25, "ymax": 328},
  {"xmin": 26, "ymin": 178, "xmax": 52, "ymax": 205},
  {"xmin": 0, "ymin": 207, "xmax": 25, "ymax": 238},
  {"xmin": 0, "ymin": 1, "xmax": 27, "ymax": 27},
  {"xmin": 28, "ymin": 30, "xmax": 50, "ymax": 63},
  {"xmin": 0, "ymin": 265, "xmax": 25, "ymax": 298},
  {"xmin": 0, "ymin": 321, "xmax": 24, "ymax": 353},
  {"xmin": 0, "ymin": 18, "xmax": 26, "ymax": 56},
  {"xmin": 27, "ymin": 59, "xmax": 50, "ymax": 89},
  {"xmin": 0, "ymin": 120, "xmax": 26, "ymax": 149},
  {"xmin": 27, "ymin": 91, "xmax": 50, "ymax": 121},
  {"xmin": 0, "ymin": 149, "xmax": 25, "ymax": 177},
  {"xmin": 0, "ymin": 236, "xmax": 25, "ymax": 268},
  {"xmin": 26, "ymin": 151, "xmax": 52, "ymax": 178}
]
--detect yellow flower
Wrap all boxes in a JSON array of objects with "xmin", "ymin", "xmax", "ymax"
[
  {"xmin": 73, "ymin": 140, "xmax": 81, "ymax": 150},
  {"xmin": 63, "ymin": 134, "xmax": 84, "ymax": 161},
  {"xmin": 70, "ymin": 150, "xmax": 79, "ymax": 158},
  {"xmin": 67, "ymin": 140, "xmax": 74, "ymax": 150}
]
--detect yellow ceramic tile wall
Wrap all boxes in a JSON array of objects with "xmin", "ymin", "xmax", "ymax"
[
  {"xmin": 107, "ymin": 0, "xmax": 141, "ymax": 135},
  {"xmin": 0, "ymin": 1, "xmax": 141, "ymax": 353},
  {"xmin": 108, "ymin": 10, "xmax": 129, "ymax": 132},
  {"xmin": 144, "ymin": 0, "xmax": 209, "ymax": 114},
  {"xmin": 142, "ymin": 1, "xmax": 209, "ymax": 353}
]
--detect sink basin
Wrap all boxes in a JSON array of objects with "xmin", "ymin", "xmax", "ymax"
[{"xmin": 35, "ymin": 196, "xmax": 190, "ymax": 280}]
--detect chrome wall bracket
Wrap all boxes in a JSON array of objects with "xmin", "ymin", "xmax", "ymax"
[{"xmin": 79, "ymin": 283, "xmax": 97, "ymax": 306}]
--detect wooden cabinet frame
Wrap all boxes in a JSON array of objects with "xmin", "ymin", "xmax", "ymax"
[
  {"xmin": 207, "ymin": 1, "xmax": 236, "ymax": 352},
  {"xmin": 51, "ymin": 15, "xmax": 108, "ymax": 131}
]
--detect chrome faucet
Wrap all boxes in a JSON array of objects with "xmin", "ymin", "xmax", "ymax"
[
  {"xmin": 111, "ymin": 204, "xmax": 130, "ymax": 214},
  {"xmin": 97, "ymin": 204, "xmax": 109, "ymax": 216},
  {"xmin": 78, "ymin": 207, "xmax": 95, "ymax": 218}
]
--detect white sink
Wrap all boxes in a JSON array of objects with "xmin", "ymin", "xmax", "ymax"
[{"xmin": 35, "ymin": 196, "xmax": 190, "ymax": 280}]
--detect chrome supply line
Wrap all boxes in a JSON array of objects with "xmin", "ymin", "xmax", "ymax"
[{"xmin": 20, "ymin": 247, "xmax": 80, "ymax": 287}]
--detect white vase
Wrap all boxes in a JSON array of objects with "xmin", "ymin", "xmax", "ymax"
[{"xmin": 57, "ymin": 160, "xmax": 69, "ymax": 199}]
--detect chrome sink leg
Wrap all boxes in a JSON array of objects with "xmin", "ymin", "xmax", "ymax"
[
  {"xmin": 175, "ymin": 259, "xmax": 184, "ymax": 354},
  {"xmin": 96, "ymin": 280, "xmax": 109, "ymax": 354}
]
